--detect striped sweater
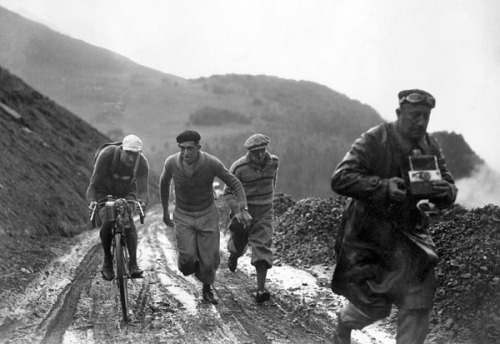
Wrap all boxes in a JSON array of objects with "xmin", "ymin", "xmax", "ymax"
[{"xmin": 223, "ymin": 151, "xmax": 279, "ymax": 213}]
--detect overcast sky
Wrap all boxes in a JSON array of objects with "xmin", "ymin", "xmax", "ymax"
[{"xmin": 1, "ymin": 0, "xmax": 500, "ymax": 171}]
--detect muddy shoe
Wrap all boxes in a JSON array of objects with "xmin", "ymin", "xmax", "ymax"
[
  {"xmin": 202, "ymin": 285, "xmax": 219, "ymax": 305},
  {"xmin": 129, "ymin": 262, "xmax": 143, "ymax": 278},
  {"xmin": 255, "ymin": 289, "xmax": 271, "ymax": 303},
  {"xmin": 228, "ymin": 253, "xmax": 238, "ymax": 272},
  {"xmin": 101, "ymin": 256, "xmax": 115, "ymax": 281}
]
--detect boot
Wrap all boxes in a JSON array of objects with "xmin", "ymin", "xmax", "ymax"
[
  {"xmin": 126, "ymin": 227, "xmax": 143, "ymax": 278},
  {"xmin": 228, "ymin": 253, "xmax": 238, "ymax": 272},
  {"xmin": 202, "ymin": 284, "xmax": 218, "ymax": 304},
  {"xmin": 333, "ymin": 315, "xmax": 352, "ymax": 344},
  {"xmin": 101, "ymin": 255, "xmax": 115, "ymax": 281},
  {"xmin": 255, "ymin": 289, "xmax": 271, "ymax": 303},
  {"xmin": 255, "ymin": 264, "xmax": 271, "ymax": 303}
]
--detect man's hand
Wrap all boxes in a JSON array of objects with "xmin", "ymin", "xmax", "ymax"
[
  {"xmin": 88, "ymin": 201, "xmax": 97, "ymax": 218},
  {"xmin": 388, "ymin": 177, "xmax": 407, "ymax": 203},
  {"xmin": 163, "ymin": 214, "xmax": 175, "ymax": 227},
  {"xmin": 431, "ymin": 180, "xmax": 451, "ymax": 199},
  {"xmin": 234, "ymin": 208, "xmax": 252, "ymax": 227}
]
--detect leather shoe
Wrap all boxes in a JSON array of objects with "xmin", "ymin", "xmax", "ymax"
[
  {"xmin": 101, "ymin": 256, "xmax": 115, "ymax": 281},
  {"xmin": 255, "ymin": 289, "xmax": 271, "ymax": 303},
  {"xmin": 129, "ymin": 263, "xmax": 143, "ymax": 278},
  {"xmin": 202, "ymin": 288, "xmax": 219, "ymax": 304},
  {"xmin": 228, "ymin": 254, "xmax": 238, "ymax": 272}
]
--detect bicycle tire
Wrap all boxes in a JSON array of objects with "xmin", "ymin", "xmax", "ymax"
[{"xmin": 115, "ymin": 232, "xmax": 129, "ymax": 322}]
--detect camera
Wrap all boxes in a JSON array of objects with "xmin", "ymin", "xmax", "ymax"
[{"xmin": 406, "ymin": 153, "xmax": 441, "ymax": 198}]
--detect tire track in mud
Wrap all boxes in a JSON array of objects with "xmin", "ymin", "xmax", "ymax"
[
  {"xmin": 149, "ymin": 220, "xmax": 329, "ymax": 344},
  {"xmin": 140, "ymin": 221, "xmax": 270, "ymax": 343},
  {"xmin": 33, "ymin": 210, "xmax": 337, "ymax": 344},
  {"xmin": 38, "ymin": 243, "xmax": 101, "ymax": 344},
  {"xmin": 215, "ymin": 269, "xmax": 334, "ymax": 344}
]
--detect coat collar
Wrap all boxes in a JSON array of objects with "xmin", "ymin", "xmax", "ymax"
[{"xmin": 390, "ymin": 121, "xmax": 431, "ymax": 155}]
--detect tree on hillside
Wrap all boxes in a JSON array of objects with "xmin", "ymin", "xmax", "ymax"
[{"xmin": 189, "ymin": 107, "xmax": 251, "ymax": 125}]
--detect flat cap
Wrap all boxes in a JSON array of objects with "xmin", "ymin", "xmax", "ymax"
[
  {"xmin": 398, "ymin": 89, "xmax": 436, "ymax": 108},
  {"xmin": 176, "ymin": 130, "xmax": 201, "ymax": 144},
  {"xmin": 244, "ymin": 134, "xmax": 270, "ymax": 151}
]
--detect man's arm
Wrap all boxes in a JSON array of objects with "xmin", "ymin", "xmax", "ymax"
[
  {"xmin": 215, "ymin": 159, "xmax": 252, "ymax": 226},
  {"xmin": 222, "ymin": 160, "xmax": 241, "ymax": 215},
  {"xmin": 136, "ymin": 155, "xmax": 150, "ymax": 206},
  {"xmin": 86, "ymin": 149, "xmax": 111, "ymax": 202},
  {"xmin": 429, "ymin": 146, "xmax": 458, "ymax": 209},
  {"xmin": 159, "ymin": 157, "xmax": 174, "ymax": 225},
  {"xmin": 331, "ymin": 132, "xmax": 391, "ymax": 204}
]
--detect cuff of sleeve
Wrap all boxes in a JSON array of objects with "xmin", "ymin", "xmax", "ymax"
[
  {"xmin": 224, "ymin": 195, "xmax": 240, "ymax": 214},
  {"xmin": 369, "ymin": 178, "xmax": 389, "ymax": 203}
]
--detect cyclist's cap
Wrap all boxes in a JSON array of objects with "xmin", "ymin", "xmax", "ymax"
[
  {"xmin": 122, "ymin": 134, "xmax": 143, "ymax": 152},
  {"xmin": 176, "ymin": 130, "xmax": 201, "ymax": 144},
  {"xmin": 244, "ymin": 134, "xmax": 270, "ymax": 151}
]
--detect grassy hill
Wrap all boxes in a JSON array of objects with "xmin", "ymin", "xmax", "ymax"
[{"xmin": 0, "ymin": 66, "xmax": 159, "ymax": 239}]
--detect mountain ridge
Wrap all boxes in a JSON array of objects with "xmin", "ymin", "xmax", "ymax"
[{"xmin": 0, "ymin": 5, "xmax": 483, "ymax": 199}]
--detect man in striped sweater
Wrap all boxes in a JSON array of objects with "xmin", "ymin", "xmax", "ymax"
[{"xmin": 223, "ymin": 134, "xmax": 280, "ymax": 303}]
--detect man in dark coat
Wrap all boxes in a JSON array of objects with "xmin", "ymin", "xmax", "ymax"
[{"xmin": 330, "ymin": 89, "xmax": 458, "ymax": 344}]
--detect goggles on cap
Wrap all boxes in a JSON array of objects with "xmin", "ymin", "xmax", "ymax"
[{"xmin": 399, "ymin": 93, "xmax": 435, "ymax": 108}]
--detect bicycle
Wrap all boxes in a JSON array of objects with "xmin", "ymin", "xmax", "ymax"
[{"xmin": 90, "ymin": 195, "xmax": 145, "ymax": 322}]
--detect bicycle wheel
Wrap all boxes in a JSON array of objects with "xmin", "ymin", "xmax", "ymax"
[{"xmin": 115, "ymin": 232, "xmax": 129, "ymax": 322}]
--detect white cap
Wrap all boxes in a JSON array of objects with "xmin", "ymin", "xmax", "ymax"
[{"xmin": 122, "ymin": 134, "xmax": 143, "ymax": 152}]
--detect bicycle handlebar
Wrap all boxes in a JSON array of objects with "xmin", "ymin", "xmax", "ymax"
[{"xmin": 90, "ymin": 197, "xmax": 145, "ymax": 224}]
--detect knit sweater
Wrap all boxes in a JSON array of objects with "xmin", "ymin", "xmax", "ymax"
[
  {"xmin": 223, "ymin": 151, "xmax": 279, "ymax": 213},
  {"xmin": 160, "ymin": 151, "xmax": 248, "ymax": 213},
  {"xmin": 86, "ymin": 145, "xmax": 149, "ymax": 204}
]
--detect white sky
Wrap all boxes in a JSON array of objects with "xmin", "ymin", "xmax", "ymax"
[{"xmin": 1, "ymin": 0, "xmax": 500, "ymax": 171}]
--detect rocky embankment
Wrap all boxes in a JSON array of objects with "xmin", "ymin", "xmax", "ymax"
[{"xmin": 272, "ymin": 193, "xmax": 500, "ymax": 344}]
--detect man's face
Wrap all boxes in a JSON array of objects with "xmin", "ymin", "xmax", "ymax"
[
  {"xmin": 249, "ymin": 147, "xmax": 267, "ymax": 164},
  {"xmin": 120, "ymin": 149, "xmax": 140, "ymax": 167},
  {"xmin": 397, "ymin": 103, "xmax": 432, "ymax": 141},
  {"xmin": 179, "ymin": 141, "xmax": 200, "ymax": 165}
]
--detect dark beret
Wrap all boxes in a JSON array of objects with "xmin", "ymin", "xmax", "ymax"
[
  {"xmin": 176, "ymin": 130, "xmax": 201, "ymax": 144},
  {"xmin": 398, "ymin": 89, "xmax": 436, "ymax": 108}
]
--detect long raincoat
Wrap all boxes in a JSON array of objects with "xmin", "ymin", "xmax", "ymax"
[{"xmin": 330, "ymin": 121, "xmax": 457, "ymax": 316}]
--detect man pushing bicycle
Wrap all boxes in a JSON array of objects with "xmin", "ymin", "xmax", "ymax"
[{"xmin": 86, "ymin": 134, "xmax": 149, "ymax": 281}]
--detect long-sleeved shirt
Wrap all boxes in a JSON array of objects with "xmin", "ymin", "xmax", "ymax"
[
  {"xmin": 160, "ymin": 151, "xmax": 247, "ymax": 213},
  {"xmin": 86, "ymin": 145, "xmax": 149, "ymax": 204},
  {"xmin": 223, "ymin": 151, "xmax": 279, "ymax": 214}
]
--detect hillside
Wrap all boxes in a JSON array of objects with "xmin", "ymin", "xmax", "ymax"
[
  {"xmin": 0, "ymin": 65, "xmax": 161, "ymax": 232},
  {"xmin": 0, "ymin": 5, "xmax": 484, "ymax": 200}
]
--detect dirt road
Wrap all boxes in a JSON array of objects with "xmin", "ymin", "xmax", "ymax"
[{"xmin": 0, "ymin": 206, "xmax": 397, "ymax": 344}]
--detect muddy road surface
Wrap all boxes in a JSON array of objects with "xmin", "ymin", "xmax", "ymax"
[{"xmin": 0, "ymin": 206, "xmax": 397, "ymax": 344}]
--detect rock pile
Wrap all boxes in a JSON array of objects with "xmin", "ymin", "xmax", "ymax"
[
  {"xmin": 273, "ymin": 193, "xmax": 297, "ymax": 217},
  {"xmin": 273, "ymin": 198, "xmax": 500, "ymax": 344},
  {"xmin": 273, "ymin": 195, "xmax": 345, "ymax": 267},
  {"xmin": 430, "ymin": 204, "xmax": 500, "ymax": 343}
]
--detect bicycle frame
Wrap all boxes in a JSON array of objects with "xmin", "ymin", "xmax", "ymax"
[{"xmin": 95, "ymin": 196, "xmax": 143, "ymax": 322}]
